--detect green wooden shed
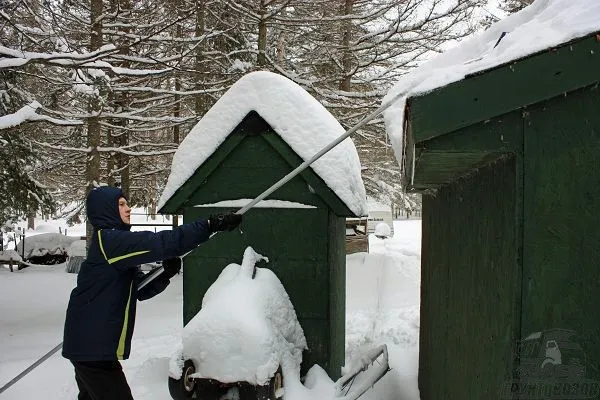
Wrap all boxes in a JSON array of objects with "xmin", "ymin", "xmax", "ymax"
[
  {"xmin": 387, "ymin": 24, "xmax": 600, "ymax": 400},
  {"xmin": 158, "ymin": 71, "xmax": 367, "ymax": 379}
]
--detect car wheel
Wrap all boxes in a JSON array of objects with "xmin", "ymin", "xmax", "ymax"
[{"xmin": 168, "ymin": 359, "xmax": 196, "ymax": 399}]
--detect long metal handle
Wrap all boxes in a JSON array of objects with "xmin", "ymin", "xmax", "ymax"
[
  {"xmin": 0, "ymin": 343, "xmax": 64, "ymax": 394},
  {"xmin": 2, "ymin": 91, "xmax": 406, "ymax": 393},
  {"xmin": 141, "ymin": 90, "xmax": 405, "ymax": 290},
  {"xmin": 0, "ymin": 269, "xmax": 171, "ymax": 394}
]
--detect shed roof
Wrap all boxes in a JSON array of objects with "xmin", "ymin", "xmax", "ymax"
[
  {"xmin": 383, "ymin": 0, "xmax": 600, "ymax": 170},
  {"xmin": 158, "ymin": 71, "xmax": 367, "ymax": 216}
]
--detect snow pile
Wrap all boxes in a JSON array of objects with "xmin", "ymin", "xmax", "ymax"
[
  {"xmin": 158, "ymin": 71, "xmax": 367, "ymax": 216},
  {"xmin": 66, "ymin": 240, "xmax": 86, "ymax": 257},
  {"xmin": 374, "ymin": 223, "xmax": 392, "ymax": 238},
  {"xmin": 383, "ymin": 0, "xmax": 600, "ymax": 163},
  {"xmin": 174, "ymin": 247, "xmax": 307, "ymax": 386},
  {"xmin": 16, "ymin": 233, "xmax": 79, "ymax": 259},
  {"xmin": 0, "ymin": 250, "xmax": 22, "ymax": 262}
]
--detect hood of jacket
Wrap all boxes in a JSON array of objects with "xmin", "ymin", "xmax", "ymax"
[{"xmin": 87, "ymin": 186, "xmax": 131, "ymax": 231}]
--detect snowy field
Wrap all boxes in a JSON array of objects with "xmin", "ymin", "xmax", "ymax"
[{"xmin": 0, "ymin": 217, "xmax": 421, "ymax": 400}]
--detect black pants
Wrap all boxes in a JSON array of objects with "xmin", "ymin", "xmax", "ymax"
[{"xmin": 71, "ymin": 360, "xmax": 134, "ymax": 400}]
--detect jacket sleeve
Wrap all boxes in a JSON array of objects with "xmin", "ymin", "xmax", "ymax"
[
  {"xmin": 136, "ymin": 268, "xmax": 170, "ymax": 301},
  {"xmin": 98, "ymin": 218, "xmax": 211, "ymax": 270}
]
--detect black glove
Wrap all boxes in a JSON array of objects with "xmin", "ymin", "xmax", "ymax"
[
  {"xmin": 162, "ymin": 257, "xmax": 182, "ymax": 278},
  {"xmin": 208, "ymin": 212, "xmax": 242, "ymax": 232}
]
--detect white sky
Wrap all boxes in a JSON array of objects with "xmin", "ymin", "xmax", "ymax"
[
  {"xmin": 0, "ymin": 214, "xmax": 421, "ymax": 400},
  {"xmin": 383, "ymin": 0, "xmax": 600, "ymax": 165},
  {"xmin": 158, "ymin": 71, "xmax": 368, "ymax": 217}
]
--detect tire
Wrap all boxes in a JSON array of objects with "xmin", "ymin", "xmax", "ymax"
[
  {"xmin": 255, "ymin": 368, "xmax": 283, "ymax": 400},
  {"xmin": 195, "ymin": 379, "xmax": 229, "ymax": 400},
  {"xmin": 168, "ymin": 359, "xmax": 196, "ymax": 399}
]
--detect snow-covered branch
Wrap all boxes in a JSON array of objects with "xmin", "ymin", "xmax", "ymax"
[
  {"xmin": 0, "ymin": 102, "xmax": 82, "ymax": 130},
  {"xmin": 0, "ymin": 44, "xmax": 118, "ymax": 69},
  {"xmin": 32, "ymin": 139, "xmax": 178, "ymax": 157}
]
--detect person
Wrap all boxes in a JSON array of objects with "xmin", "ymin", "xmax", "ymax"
[{"xmin": 62, "ymin": 186, "xmax": 241, "ymax": 400}]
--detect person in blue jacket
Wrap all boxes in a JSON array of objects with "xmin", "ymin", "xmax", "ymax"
[{"xmin": 62, "ymin": 186, "xmax": 241, "ymax": 400}]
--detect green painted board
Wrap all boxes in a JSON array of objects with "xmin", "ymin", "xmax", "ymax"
[
  {"xmin": 521, "ymin": 84, "xmax": 600, "ymax": 379},
  {"xmin": 420, "ymin": 157, "xmax": 518, "ymax": 399},
  {"xmin": 408, "ymin": 110, "xmax": 522, "ymax": 189},
  {"xmin": 408, "ymin": 33, "xmax": 600, "ymax": 143}
]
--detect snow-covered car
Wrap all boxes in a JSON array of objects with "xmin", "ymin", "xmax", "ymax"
[{"xmin": 168, "ymin": 247, "xmax": 307, "ymax": 400}]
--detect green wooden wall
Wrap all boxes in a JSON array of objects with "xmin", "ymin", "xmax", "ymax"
[
  {"xmin": 521, "ymin": 84, "xmax": 600, "ymax": 378},
  {"xmin": 420, "ymin": 156, "xmax": 519, "ymax": 399},
  {"xmin": 179, "ymin": 132, "xmax": 348, "ymax": 379},
  {"xmin": 328, "ymin": 210, "xmax": 347, "ymax": 378}
]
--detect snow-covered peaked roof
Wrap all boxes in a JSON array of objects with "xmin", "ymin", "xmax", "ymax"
[
  {"xmin": 383, "ymin": 0, "xmax": 600, "ymax": 163},
  {"xmin": 158, "ymin": 71, "xmax": 367, "ymax": 216}
]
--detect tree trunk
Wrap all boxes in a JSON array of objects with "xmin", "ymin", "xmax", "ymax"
[
  {"xmin": 116, "ymin": 0, "xmax": 131, "ymax": 195},
  {"xmin": 257, "ymin": 0, "xmax": 267, "ymax": 67},
  {"xmin": 339, "ymin": 0, "xmax": 353, "ymax": 91},
  {"xmin": 195, "ymin": 0, "xmax": 206, "ymax": 115},
  {"xmin": 86, "ymin": 0, "xmax": 104, "ymax": 241},
  {"xmin": 27, "ymin": 213, "xmax": 35, "ymax": 230}
]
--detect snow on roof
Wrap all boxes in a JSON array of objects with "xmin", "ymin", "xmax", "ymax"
[
  {"xmin": 383, "ymin": 0, "xmax": 600, "ymax": 164},
  {"xmin": 178, "ymin": 247, "xmax": 306, "ymax": 385},
  {"xmin": 158, "ymin": 71, "xmax": 367, "ymax": 216}
]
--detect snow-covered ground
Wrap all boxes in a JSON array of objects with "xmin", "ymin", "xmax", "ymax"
[{"xmin": 0, "ymin": 217, "xmax": 421, "ymax": 400}]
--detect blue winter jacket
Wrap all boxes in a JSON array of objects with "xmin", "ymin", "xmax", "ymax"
[{"xmin": 62, "ymin": 186, "xmax": 211, "ymax": 361}]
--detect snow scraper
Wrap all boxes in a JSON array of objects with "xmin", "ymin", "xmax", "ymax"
[
  {"xmin": 0, "ymin": 89, "xmax": 404, "ymax": 396},
  {"xmin": 139, "ymin": 88, "xmax": 406, "ymax": 290}
]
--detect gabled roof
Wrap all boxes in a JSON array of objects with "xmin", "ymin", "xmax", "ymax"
[
  {"xmin": 402, "ymin": 33, "xmax": 600, "ymax": 190},
  {"xmin": 383, "ymin": 0, "xmax": 600, "ymax": 176},
  {"xmin": 158, "ymin": 71, "xmax": 367, "ymax": 216},
  {"xmin": 159, "ymin": 111, "xmax": 359, "ymax": 216}
]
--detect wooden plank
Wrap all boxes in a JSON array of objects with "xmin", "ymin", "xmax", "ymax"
[
  {"xmin": 408, "ymin": 110, "xmax": 522, "ymax": 189},
  {"xmin": 186, "ymin": 134, "xmax": 329, "ymax": 208},
  {"xmin": 262, "ymin": 132, "xmax": 357, "ymax": 217},
  {"xmin": 521, "ymin": 84, "xmax": 600, "ymax": 373},
  {"xmin": 420, "ymin": 156, "xmax": 518, "ymax": 399},
  {"xmin": 409, "ymin": 33, "xmax": 600, "ymax": 143},
  {"xmin": 328, "ymin": 210, "xmax": 346, "ymax": 379}
]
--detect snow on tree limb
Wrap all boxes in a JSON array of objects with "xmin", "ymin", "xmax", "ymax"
[
  {"xmin": 0, "ymin": 44, "xmax": 117, "ymax": 69},
  {"xmin": 78, "ymin": 61, "xmax": 172, "ymax": 76},
  {"xmin": 32, "ymin": 140, "xmax": 177, "ymax": 157},
  {"xmin": 0, "ymin": 47, "xmax": 171, "ymax": 76},
  {"xmin": 0, "ymin": 102, "xmax": 81, "ymax": 130}
]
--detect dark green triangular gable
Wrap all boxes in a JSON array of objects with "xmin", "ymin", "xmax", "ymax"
[
  {"xmin": 402, "ymin": 32, "xmax": 600, "ymax": 190},
  {"xmin": 159, "ymin": 111, "xmax": 357, "ymax": 216}
]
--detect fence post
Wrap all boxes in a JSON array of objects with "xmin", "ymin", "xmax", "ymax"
[{"xmin": 21, "ymin": 231, "xmax": 25, "ymax": 260}]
